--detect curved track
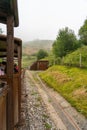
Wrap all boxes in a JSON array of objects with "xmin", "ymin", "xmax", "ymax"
[{"xmin": 28, "ymin": 70, "xmax": 87, "ymax": 130}]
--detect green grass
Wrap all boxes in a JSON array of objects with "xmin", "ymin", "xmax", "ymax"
[
  {"xmin": 45, "ymin": 123, "xmax": 52, "ymax": 129},
  {"xmin": 39, "ymin": 65, "xmax": 87, "ymax": 117},
  {"xmin": 63, "ymin": 46, "xmax": 87, "ymax": 67},
  {"xmin": 0, "ymin": 59, "xmax": 2, "ymax": 62},
  {"xmin": 22, "ymin": 54, "xmax": 36, "ymax": 68}
]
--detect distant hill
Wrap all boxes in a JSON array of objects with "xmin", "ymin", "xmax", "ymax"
[{"xmin": 22, "ymin": 39, "xmax": 54, "ymax": 55}]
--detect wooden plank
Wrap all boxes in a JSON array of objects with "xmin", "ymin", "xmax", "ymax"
[{"xmin": 0, "ymin": 85, "xmax": 8, "ymax": 130}]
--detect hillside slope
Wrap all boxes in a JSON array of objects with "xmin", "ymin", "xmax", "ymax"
[
  {"xmin": 63, "ymin": 46, "xmax": 87, "ymax": 67},
  {"xmin": 23, "ymin": 40, "xmax": 54, "ymax": 55},
  {"xmin": 39, "ymin": 65, "xmax": 87, "ymax": 117}
]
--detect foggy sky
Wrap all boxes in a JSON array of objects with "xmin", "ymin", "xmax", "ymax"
[{"xmin": 0, "ymin": 0, "xmax": 87, "ymax": 41}]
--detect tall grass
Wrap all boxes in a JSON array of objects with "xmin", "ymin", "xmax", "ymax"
[
  {"xmin": 63, "ymin": 46, "xmax": 87, "ymax": 67},
  {"xmin": 22, "ymin": 55, "xmax": 36, "ymax": 68},
  {"xmin": 39, "ymin": 65, "xmax": 87, "ymax": 117}
]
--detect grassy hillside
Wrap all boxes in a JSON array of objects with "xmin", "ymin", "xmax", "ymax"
[
  {"xmin": 39, "ymin": 46, "xmax": 87, "ymax": 67},
  {"xmin": 23, "ymin": 40, "xmax": 54, "ymax": 55},
  {"xmin": 39, "ymin": 65, "xmax": 87, "ymax": 117},
  {"xmin": 63, "ymin": 46, "xmax": 87, "ymax": 67},
  {"xmin": 22, "ymin": 54, "xmax": 36, "ymax": 68},
  {"xmin": 22, "ymin": 40, "xmax": 54, "ymax": 68}
]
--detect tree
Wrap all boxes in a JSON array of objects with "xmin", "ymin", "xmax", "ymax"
[
  {"xmin": 79, "ymin": 19, "xmax": 87, "ymax": 45},
  {"xmin": 37, "ymin": 49, "xmax": 48, "ymax": 60},
  {"xmin": 53, "ymin": 27, "xmax": 78, "ymax": 58}
]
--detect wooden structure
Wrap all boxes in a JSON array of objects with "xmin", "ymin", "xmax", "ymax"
[
  {"xmin": 0, "ymin": 35, "xmax": 22, "ymax": 130},
  {"xmin": 30, "ymin": 60, "xmax": 49, "ymax": 70},
  {"xmin": 0, "ymin": 0, "xmax": 19, "ymax": 27},
  {"xmin": 0, "ymin": 1, "xmax": 22, "ymax": 130},
  {"xmin": 0, "ymin": 83, "xmax": 8, "ymax": 130}
]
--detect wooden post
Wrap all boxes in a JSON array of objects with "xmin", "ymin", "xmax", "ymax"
[
  {"xmin": 80, "ymin": 53, "xmax": 82, "ymax": 67},
  {"xmin": 7, "ymin": 15, "xmax": 14, "ymax": 130},
  {"xmin": 18, "ymin": 45, "xmax": 22, "ymax": 123}
]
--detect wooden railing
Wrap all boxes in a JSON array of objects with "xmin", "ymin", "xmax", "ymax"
[
  {"xmin": 0, "ymin": 82, "xmax": 8, "ymax": 130},
  {"xmin": 0, "ymin": 73, "xmax": 21, "ymax": 130}
]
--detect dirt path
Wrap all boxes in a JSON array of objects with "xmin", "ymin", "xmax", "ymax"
[{"xmin": 27, "ymin": 70, "xmax": 87, "ymax": 130}]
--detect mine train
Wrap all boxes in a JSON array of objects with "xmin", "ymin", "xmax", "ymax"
[{"xmin": 0, "ymin": 0, "xmax": 22, "ymax": 130}]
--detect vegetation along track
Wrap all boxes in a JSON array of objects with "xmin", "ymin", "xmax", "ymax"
[{"xmin": 28, "ymin": 70, "xmax": 87, "ymax": 130}]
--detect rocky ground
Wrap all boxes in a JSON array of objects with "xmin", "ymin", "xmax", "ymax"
[{"xmin": 18, "ymin": 70, "xmax": 57, "ymax": 130}]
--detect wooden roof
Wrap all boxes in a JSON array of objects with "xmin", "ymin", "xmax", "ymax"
[
  {"xmin": 0, "ymin": 0, "xmax": 19, "ymax": 27},
  {"xmin": 0, "ymin": 34, "xmax": 22, "ymax": 58}
]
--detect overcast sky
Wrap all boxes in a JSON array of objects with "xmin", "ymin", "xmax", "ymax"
[{"xmin": 0, "ymin": 0, "xmax": 87, "ymax": 41}]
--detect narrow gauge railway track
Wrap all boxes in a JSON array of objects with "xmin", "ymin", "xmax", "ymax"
[
  {"xmin": 37, "ymin": 76, "xmax": 81, "ymax": 130},
  {"xmin": 28, "ymin": 70, "xmax": 87, "ymax": 130},
  {"xmin": 18, "ymin": 72, "xmax": 30, "ymax": 130},
  {"xmin": 19, "ymin": 70, "xmax": 57, "ymax": 130}
]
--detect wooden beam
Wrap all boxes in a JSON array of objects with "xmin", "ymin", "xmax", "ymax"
[
  {"xmin": 6, "ymin": 15, "xmax": 14, "ymax": 130},
  {"xmin": 0, "ymin": 0, "xmax": 19, "ymax": 27},
  {"xmin": 18, "ymin": 46, "xmax": 21, "ymax": 123},
  {"xmin": 0, "ymin": 12, "xmax": 7, "ymax": 16}
]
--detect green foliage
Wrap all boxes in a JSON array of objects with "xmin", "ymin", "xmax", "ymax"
[
  {"xmin": 0, "ymin": 58, "xmax": 2, "ymax": 62},
  {"xmin": 39, "ymin": 65, "xmax": 87, "ymax": 117},
  {"xmin": 37, "ymin": 49, "xmax": 48, "ymax": 60},
  {"xmin": 23, "ymin": 40, "xmax": 53, "ymax": 55},
  {"xmin": 53, "ymin": 27, "xmax": 78, "ymax": 58},
  {"xmin": 45, "ymin": 123, "xmax": 52, "ymax": 129},
  {"xmin": 63, "ymin": 46, "xmax": 87, "ymax": 67},
  {"xmin": 40, "ymin": 50, "xmax": 62, "ymax": 66},
  {"xmin": 79, "ymin": 19, "xmax": 87, "ymax": 45},
  {"xmin": 22, "ymin": 54, "xmax": 36, "ymax": 68}
]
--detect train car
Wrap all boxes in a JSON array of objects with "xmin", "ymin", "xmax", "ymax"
[
  {"xmin": 0, "ymin": 1, "xmax": 22, "ymax": 130},
  {"xmin": 0, "ymin": 35, "xmax": 22, "ymax": 130},
  {"xmin": 30, "ymin": 60, "xmax": 49, "ymax": 70}
]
